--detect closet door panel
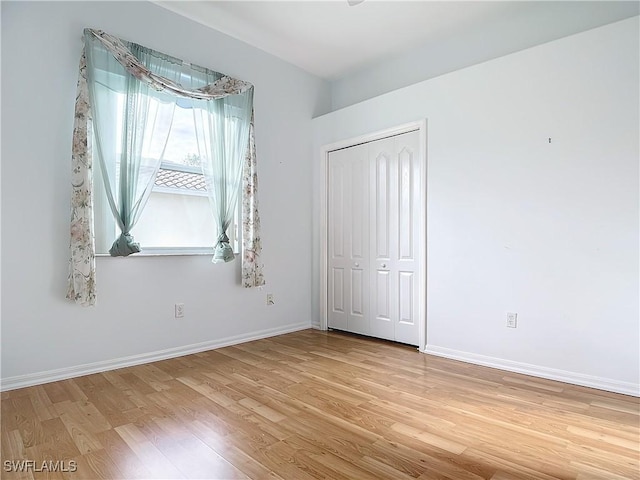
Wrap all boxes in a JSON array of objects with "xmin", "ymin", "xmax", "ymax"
[
  {"xmin": 393, "ymin": 132, "xmax": 421, "ymax": 346},
  {"xmin": 370, "ymin": 137, "xmax": 397, "ymax": 342},
  {"xmin": 372, "ymin": 269, "xmax": 393, "ymax": 340},
  {"xmin": 328, "ymin": 153, "xmax": 347, "ymax": 330},
  {"xmin": 331, "ymin": 267, "xmax": 345, "ymax": 315},
  {"xmin": 347, "ymin": 147, "xmax": 370, "ymax": 335},
  {"xmin": 398, "ymin": 146, "xmax": 415, "ymax": 260},
  {"xmin": 328, "ymin": 144, "xmax": 370, "ymax": 334},
  {"xmin": 398, "ymin": 271, "xmax": 415, "ymax": 326},
  {"xmin": 374, "ymin": 151, "xmax": 391, "ymax": 260}
]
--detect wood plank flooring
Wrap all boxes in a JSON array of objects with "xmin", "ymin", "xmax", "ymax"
[{"xmin": 1, "ymin": 329, "xmax": 638, "ymax": 479}]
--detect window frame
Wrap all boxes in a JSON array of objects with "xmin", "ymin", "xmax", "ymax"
[{"xmin": 90, "ymin": 65, "xmax": 243, "ymax": 258}]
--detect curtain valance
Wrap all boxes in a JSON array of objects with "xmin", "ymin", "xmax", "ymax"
[
  {"xmin": 85, "ymin": 29, "xmax": 254, "ymax": 100},
  {"xmin": 67, "ymin": 29, "xmax": 265, "ymax": 307}
]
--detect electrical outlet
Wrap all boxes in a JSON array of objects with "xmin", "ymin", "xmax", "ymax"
[
  {"xmin": 175, "ymin": 303, "xmax": 185, "ymax": 318},
  {"xmin": 266, "ymin": 294, "xmax": 274, "ymax": 306},
  {"xmin": 506, "ymin": 312, "xmax": 517, "ymax": 328}
]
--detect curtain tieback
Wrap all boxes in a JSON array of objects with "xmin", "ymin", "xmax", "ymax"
[
  {"xmin": 212, "ymin": 232, "xmax": 234, "ymax": 263},
  {"xmin": 109, "ymin": 232, "xmax": 141, "ymax": 257}
]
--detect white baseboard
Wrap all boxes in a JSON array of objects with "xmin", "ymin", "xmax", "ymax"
[
  {"xmin": 0, "ymin": 322, "xmax": 310, "ymax": 392},
  {"xmin": 423, "ymin": 344, "xmax": 639, "ymax": 397}
]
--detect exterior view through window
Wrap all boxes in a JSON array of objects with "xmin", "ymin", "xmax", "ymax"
[{"xmin": 94, "ymin": 99, "xmax": 239, "ymax": 255}]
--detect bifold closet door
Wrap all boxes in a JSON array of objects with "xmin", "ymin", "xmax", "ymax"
[
  {"xmin": 369, "ymin": 131, "xmax": 421, "ymax": 346},
  {"xmin": 327, "ymin": 130, "xmax": 421, "ymax": 346},
  {"xmin": 327, "ymin": 143, "xmax": 370, "ymax": 336}
]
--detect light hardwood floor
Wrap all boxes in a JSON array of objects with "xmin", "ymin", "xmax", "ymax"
[{"xmin": 1, "ymin": 329, "xmax": 638, "ymax": 479}]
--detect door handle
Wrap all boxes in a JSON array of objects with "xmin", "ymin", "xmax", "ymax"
[
  {"xmin": 354, "ymin": 262, "xmax": 360, "ymax": 267},
  {"xmin": 382, "ymin": 263, "xmax": 387, "ymax": 268}
]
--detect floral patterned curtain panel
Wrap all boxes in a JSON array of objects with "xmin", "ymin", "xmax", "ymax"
[
  {"xmin": 67, "ymin": 29, "xmax": 265, "ymax": 307},
  {"xmin": 241, "ymin": 115, "xmax": 265, "ymax": 288}
]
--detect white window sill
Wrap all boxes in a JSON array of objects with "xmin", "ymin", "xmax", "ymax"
[{"xmin": 95, "ymin": 248, "xmax": 239, "ymax": 257}]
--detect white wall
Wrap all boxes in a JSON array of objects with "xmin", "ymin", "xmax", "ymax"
[
  {"xmin": 1, "ymin": 1, "xmax": 330, "ymax": 386},
  {"xmin": 2, "ymin": 2, "xmax": 638, "ymax": 396},
  {"xmin": 330, "ymin": 3, "xmax": 640, "ymax": 110},
  {"xmin": 313, "ymin": 17, "xmax": 639, "ymax": 395},
  {"xmin": 132, "ymin": 192, "xmax": 216, "ymax": 250}
]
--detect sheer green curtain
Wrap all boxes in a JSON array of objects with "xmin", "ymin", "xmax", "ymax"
[
  {"xmin": 190, "ymin": 65, "xmax": 254, "ymax": 263},
  {"xmin": 84, "ymin": 31, "xmax": 180, "ymax": 256},
  {"xmin": 68, "ymin": 29, "xmax": 265, "ymax": 306}
]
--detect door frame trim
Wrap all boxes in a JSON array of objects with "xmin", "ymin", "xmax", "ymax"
[{"xmin": 319, "ymin": 120, "xmax": 428, "ymax": 351}]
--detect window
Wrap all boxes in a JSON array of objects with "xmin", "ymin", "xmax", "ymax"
[
  {"xmin": 68, "ymin": 28, "xmax": 264, "ymax": 306},
  {"xmin": 93, "ymin": 97, "xmax": 240, "ymax": 256}
]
